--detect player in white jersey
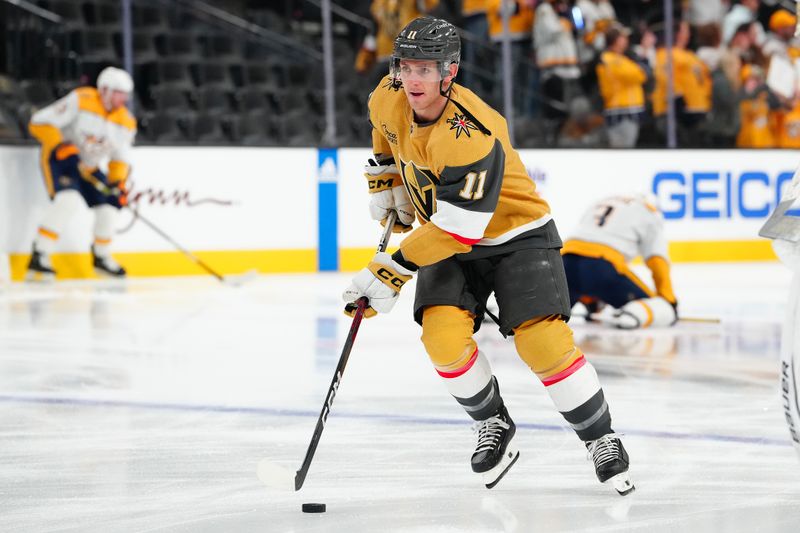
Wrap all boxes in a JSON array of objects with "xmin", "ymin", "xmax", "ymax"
[
  {"xmin": 26, "ymin": 67, "xmax": 136, "ymax": 281},
  {"xmin": 561, "ymin": 195, "xmax": 678, "ymax": 328}
]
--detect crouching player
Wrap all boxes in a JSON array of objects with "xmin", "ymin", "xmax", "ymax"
[{"xmin": 562, "ymin": 194, "xmax": 678, "ymax": 329}]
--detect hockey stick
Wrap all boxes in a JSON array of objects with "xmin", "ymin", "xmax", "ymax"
[
  {"xmin": 676, "ymin": 316, "xmax": 721, "ymax": 324},
  {"xmin": 587, "ymin": 312, "xmax": 720, "ymax": 326},
  {"xmin": 81, "ymin": 174, "xmax": 257, "ymax": 286},
  {"xmin": 257, "ymin": 211, "xmax": 397, "ymax": 491}
]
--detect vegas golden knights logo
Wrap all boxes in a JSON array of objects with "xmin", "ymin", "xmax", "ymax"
[{"xmin": 400, "ymin": 160, "xmax": 437, "ymax": 221}]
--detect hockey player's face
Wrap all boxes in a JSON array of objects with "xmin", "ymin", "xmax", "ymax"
[
  {"xmin": 399, "ymin": 60, "xmax": 443, "ymax": 115},
  {"xmin": 102, "ymin": 89, "xmax": 130, "ymax": 112},
  {"xmin": 398, "ymin": 60, "xmax": 442, "ymax": 84}
]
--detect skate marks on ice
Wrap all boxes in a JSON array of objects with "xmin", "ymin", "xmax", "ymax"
[{"xmin": 2, "ymin": 269, "xmax": 800, "ymax": 532}]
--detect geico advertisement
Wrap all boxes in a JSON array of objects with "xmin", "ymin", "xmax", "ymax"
[
  {"xmin": 4, "ymin": 146, "xmax": 318, "ymax": 253},
  {"xmin": 516, "ymin": 150, "xmax": 799, "ymax": 241}
]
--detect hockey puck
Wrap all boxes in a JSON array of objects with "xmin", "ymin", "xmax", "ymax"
[{"xmin": 301, "ymin": 503, "xmax": 326, "ymax": 513}]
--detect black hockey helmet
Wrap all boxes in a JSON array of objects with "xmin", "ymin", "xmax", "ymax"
[{"xmin": 390, "ymin": 17, "xmax": 461, "ymax": 82}]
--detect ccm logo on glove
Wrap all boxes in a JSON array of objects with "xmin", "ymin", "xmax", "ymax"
[
  {"xmin": 368, "ymin": 177, "xmax": 396, "ymax": 192},
  {"xmin": 367, "ymin": 261, "xmax": 411, "ymax": 291},
  {"xmin": 374, "ymin": 266, "xmax": 407, "ymax": 289}
]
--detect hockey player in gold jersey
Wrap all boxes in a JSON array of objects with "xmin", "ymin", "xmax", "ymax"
[{"xmin": 343, "ymin": 16, "xmax": 634, "ymax": 495}]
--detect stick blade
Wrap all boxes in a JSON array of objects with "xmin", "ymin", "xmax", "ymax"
[
  {"xmin": 257, "ymin": 459, "xmax": 298, "ymax": 491},
  {"xmin": 224, "ymin": 269, "xmax": 259, "ymax": 288}
]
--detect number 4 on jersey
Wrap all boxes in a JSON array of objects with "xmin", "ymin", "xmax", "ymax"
[{"xmin": 459, "ymin": 170, "xmax": 487, "ymax": 200}]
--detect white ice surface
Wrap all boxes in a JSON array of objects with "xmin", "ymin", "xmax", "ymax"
[{"xmin": 1, "ymin": 263, "xmax": 799, "ymax": 532}]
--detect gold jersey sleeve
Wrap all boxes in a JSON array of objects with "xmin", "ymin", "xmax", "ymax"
[{"xmin": 369, "ymin": 76, "xmax": 553, "ymax": 267}]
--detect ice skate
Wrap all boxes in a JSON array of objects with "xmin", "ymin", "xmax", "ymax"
[
  {"xmin": 92, "ymin": 245, "xmax": 126, "ymax": 278},
  {"xmin": 25, "ymin": 245, "xmax": 56, "ymax": 282},
  {"xmin": 471, "ymin": 404, "xmax": 519, "ymax": 489},
  {"xmin": 586, "ymin": 433, "xmax": 634, "ymax": 495}
]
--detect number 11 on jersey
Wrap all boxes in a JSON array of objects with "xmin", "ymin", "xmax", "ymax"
[{"xmin": 459, "ymin": 170, "xmax": 487, "ymax": 200}]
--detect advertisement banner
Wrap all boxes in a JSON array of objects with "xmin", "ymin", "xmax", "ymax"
[{"xmin": 4, "ymin": 146, "xmax": 794, "ymax": 278}]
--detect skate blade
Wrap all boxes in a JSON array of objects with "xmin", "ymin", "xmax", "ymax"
[
  {"xmin": 482, "ymin": 445, "xmax": 520, "ymax": 489},
  {"xmin": 93, "ymin": 268, "xmax": 126, "ymax": 279},
  {"xmin": 25, "ymin": 271, "xmax": 55, "ymax": 282},
  {"xmin": 606, "ymin": 471, "xmax": 635, "ymax": 496}
]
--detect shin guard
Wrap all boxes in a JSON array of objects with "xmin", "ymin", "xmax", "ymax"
[
  {"xmin": 514, "ymin": 316, "xmax": 612, "ymax": 440},
  {"xmin": 92, "ymin": 204, "xmax": 118, "ymax": 257},
  {"xmin": 34, "ymin": 189, "xmax": 84, "ymax": 254},
  {"xmin": 422, "ymin": 306, "xmax": 502, "ymax": 420}
]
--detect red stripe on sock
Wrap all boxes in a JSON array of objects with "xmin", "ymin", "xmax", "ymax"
[
  {"xmin": 542, "ymin": 355, "xmax": 586, "ymax": 387},
  {"xmin": 436, "ymin": 347, "xmax": 479, "ymax": 379},
  {"xmin": 445, "ymin": 230, "xmax": 481, "ymax": 246}
]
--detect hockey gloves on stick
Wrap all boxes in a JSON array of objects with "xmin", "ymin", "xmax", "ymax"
[
  {"xmin": 365, "ymin": 158, "xmax": 415, "ymax": 233},
  {"xmin": 343, "ymin": 252, "xmax": 413, "ymax": 318},
  {"xmin": 108, "ymin": 180, "xmax": 129, "ymax": 206}
]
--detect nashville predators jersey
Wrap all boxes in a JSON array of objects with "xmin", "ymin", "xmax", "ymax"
[
  {"xmin": 29, "ymin": 87, "xmax": 136, "ymax": 170},
  {"xmin": 368, "ymin": 75, "xmax": 555, "ymax": 268},
  {"xmin": 563, "ymin": 195, "xmax": 668, "ymax": 263},
  {"xmin": 653, "ymin": 48, "xmax": 711, "ymax": 116}
]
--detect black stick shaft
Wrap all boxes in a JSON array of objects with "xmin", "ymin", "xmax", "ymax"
[{"xmin": 293, "ymin": 212, "xmax": 396, "ymax": 490}]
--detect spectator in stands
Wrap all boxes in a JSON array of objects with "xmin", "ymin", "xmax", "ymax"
[
  {"xmin": 762, "ymin": 9, "xmax": 799, "ymax": 60},
  {"xmin": 486, "ymin": 0, "xmax": 535, "ymax": 114},
  {"xmin": 356, "ymin": 0, "xmax": 440, "ymax": 86},
  {"xmin": 652, "ymin": 20, "xmax": 712, "ymax": 146},
  {"xmin": 631, "ymin": 26, "xmax": 657, "ymax": 68},
  {"xmin": 777, "ymin": 91, "xmax": 800, "ymax": 148},
  {"xmin": 576, "ymin": 0, "xmax": 617, "ymax": 64},
  {"xmin": 722, "ymin": 0, "xmax": 765, "ymax": 46},
  {"xmin": 460, "ymin": 0, "xmax": 490, "ymax": 88},
  {"xmin": 720, "ymin": 23, "xmax": 757, "ymax": 92},
  {"xmin": 25, "ymin": 67, "xmax": 135, "ymax": 281},
  {"xmin": 686, "ymin": 0, "xmax": 726, "ymax": 31},
  {"xmin": 596, "ymin": 23, "xmax": 647, "ymax": 148},
  {"xmin": 556, "ymin": 95, "xmax": 607, "ymax": 147},
  {"xmin": 695, "ymin": 22, "xmax": 724, "ymax": 73},
  {"xmin": 534, "ymin": 0, "xmax": 581, "ymax": 122},
  {"xmin": 704, "ymin": 23, "xmax": 755, "ymax": 146},
  {"xmin": 736, "ymin": 64, "xmax": 782, "ymax": 148}
]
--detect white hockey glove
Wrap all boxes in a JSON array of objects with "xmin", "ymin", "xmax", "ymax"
[
  {"xmin": 365, "ymin": 158, "xmax": 415, "ymax": 233},
  {"xmin": 343, "ymin": 252, "xmax": 414, "ymax": 317}
]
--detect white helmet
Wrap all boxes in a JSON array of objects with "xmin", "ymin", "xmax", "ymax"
[{"xmin": 97, "ymin": 67, "xmax": 134, "ymax": 93}]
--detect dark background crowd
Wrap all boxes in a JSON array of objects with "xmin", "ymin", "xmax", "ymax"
[{"xmin": 1, "ymin": 0, "xmax": 799, "ymax": 148}]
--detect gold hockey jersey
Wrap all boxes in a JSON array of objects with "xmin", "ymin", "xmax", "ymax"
[{"xmin": 368, "ymin": 75, "xmax": 554, "ymax": 267}]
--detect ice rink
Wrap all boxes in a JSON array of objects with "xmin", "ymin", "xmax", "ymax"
[{"xmin": 1, "ymin": 262, "xmax": 799, "ymax": 533}]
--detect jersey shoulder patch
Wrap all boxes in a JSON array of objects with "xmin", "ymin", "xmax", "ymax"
[{"xmin": 430, "ymin": 112, "xmax": 496, "ymax": 169}]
